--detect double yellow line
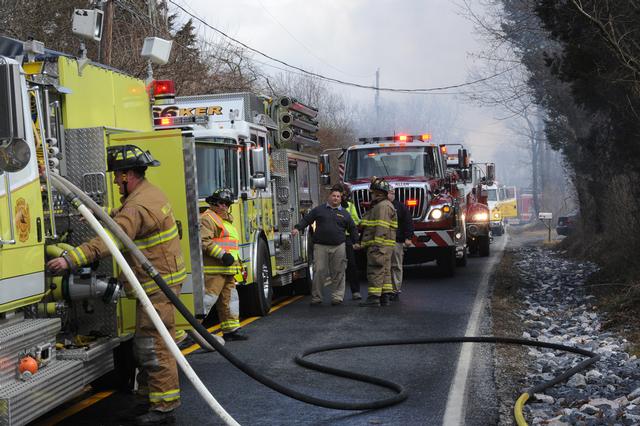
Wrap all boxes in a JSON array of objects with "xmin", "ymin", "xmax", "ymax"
[{"xmin": 36, "ymin": 295, "xmax": 302, "ymax": 426}]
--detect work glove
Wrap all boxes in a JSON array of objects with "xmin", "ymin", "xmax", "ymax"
[{"xmin": 221, "ymin": 252, "xmax": 235, "ymax": 267}]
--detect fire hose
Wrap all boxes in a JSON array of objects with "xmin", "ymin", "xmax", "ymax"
[{"xmin": 50, "ymin": 174, "xmax": 600, "ymax": 426}]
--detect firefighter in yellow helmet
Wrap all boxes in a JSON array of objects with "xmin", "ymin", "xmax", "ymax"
[
  {"xmin": 200, "ymin": 189, "xmax": 248, "ymax": 341},
  {"xmin": 358, "ymin": 177, "xmax": 398, "ymax": 307},
  {"xmin": 46, "ymin": 144, "xmax": 185, "ymax": 425}
]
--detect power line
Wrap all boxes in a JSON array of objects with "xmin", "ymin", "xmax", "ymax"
[
  {"xmin": 256, "ymin": 0, "xmax": 374, "ymax": 80},
  {"xmin": 168, "ymin": 0, "xmax": 517, "ymax": 94}
]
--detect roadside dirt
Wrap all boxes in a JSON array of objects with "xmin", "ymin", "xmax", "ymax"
[{"xmin": 490, "ymin": 228, "xmax": 543, "ymax": 425}]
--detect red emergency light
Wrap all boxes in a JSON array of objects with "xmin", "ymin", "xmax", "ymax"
[
  {"xmin": 406, "ymin": 199, "xmax": 418, "ymax": 207},
  {"xmin": 398, "ymin": 135, "xmax": 409, "ymax": 142},
  {"xmin": 153, "ymin": 80, "xmax": 175, "ymax": 96},
  {"xmin": 440, "ymin": 145, "xmax": 447, "ymax": 154},
  {"xmin": 160, "ymin": 117, "xmax": 171, "ymax": 126}
]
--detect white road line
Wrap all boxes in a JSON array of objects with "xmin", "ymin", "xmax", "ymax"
[{"xmin": 442, "ymin": 235, "xmax": 509, "ymax": 426}]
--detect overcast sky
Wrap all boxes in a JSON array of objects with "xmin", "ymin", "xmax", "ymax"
[{"xmin": 174, "ymin": 0, "xmax": 515, "ymax": 163}]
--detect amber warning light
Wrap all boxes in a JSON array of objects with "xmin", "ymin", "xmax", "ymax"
[{"xmin": 406, "ymin": 199, "xmax": 418, "ymax": 207}]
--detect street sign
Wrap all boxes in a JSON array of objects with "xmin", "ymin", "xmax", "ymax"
[{"xmin": 538, "ymin": 212, "xmax": 553, "ymax": 220}]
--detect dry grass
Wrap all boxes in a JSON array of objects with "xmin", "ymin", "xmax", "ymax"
[{"xmin": 491, "ymin": 248, "xmax": 530, "ymax": 425}]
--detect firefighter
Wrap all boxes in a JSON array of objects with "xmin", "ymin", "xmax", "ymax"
[
  {"xmin": 46, "ymin": 145, "xmax": 184, "ymax": 425},
  {"xmin": 358, "ymin": 177, "xmax": 397, "ymax": 307},
  {"xmin": 200, "ymin": 189, "xmax": 248, "ymax": 341}
]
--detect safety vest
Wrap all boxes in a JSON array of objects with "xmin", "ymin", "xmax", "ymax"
[
  {"xmin": 201, "ymin": 210, "xmax": 241, "ymax": 276},
  {"xmin": 346, "ymin": 201, "xmax": 360, "ymax": 226}
]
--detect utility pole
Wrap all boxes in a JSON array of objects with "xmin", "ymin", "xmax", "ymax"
[
  {"xmin": 375, "ymin": 68, "xmax": 380, "ymax": 133},
  {"xmin": 148, "ymin": 0, "xmax": 157, "ymax": 28},
  {"xmin": 101, "ymin": 0, "xmax": 114, "ymax": 66}
]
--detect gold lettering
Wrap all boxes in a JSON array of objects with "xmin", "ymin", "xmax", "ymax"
[{"xmin": 208, "ymin": 106, "xmax": 223, "ymax": 115}]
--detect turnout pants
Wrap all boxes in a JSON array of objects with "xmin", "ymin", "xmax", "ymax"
[
  {"xmin": 391, "ymin": 242, "xmax": 405, "ymax": 293},
  {"xmin": 345, "ymin": 242, "xmax": 360, "ymax": 296},
  {"xmin": 204, "ymin": 274, "xmax": 240, "ymax": 333},
  {"xmin": 366, "ymin": 246, "xmax": 394, "ymax": 297},
  {"xmin": 312, "ymin": 243, "xmax": 346, "ymax": 303},
  {"xmin": 134, "ymin": 285, "xmax": 182, "ymax": 412}
]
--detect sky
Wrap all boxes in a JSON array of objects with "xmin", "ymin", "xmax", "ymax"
[{"xmin": 172, "ymin": 0, "xmax": 516, "ymax": 166}]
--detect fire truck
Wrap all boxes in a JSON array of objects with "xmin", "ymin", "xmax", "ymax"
[
  {"xmin": 484, "ymin": 180, "xmax": 505, "ymax": 236},
  {"xmin": 149, "ymin": 87, "xmax": 321, "ymax": 317},
  {"xmin": 321, "ymin": 134, "xmax": 466, "ymax": 276},
  {"xmin": 444, "ymin": 148, "xmax": 493, "ymax": 258},
  {"xmin": 0, "ymin": 24, "xmax": 320, "ymax": 422}
]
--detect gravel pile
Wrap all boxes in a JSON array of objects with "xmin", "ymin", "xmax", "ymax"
[{"xmin": 514, "ymin": 247, "xmax": 640, "ymax": 425}]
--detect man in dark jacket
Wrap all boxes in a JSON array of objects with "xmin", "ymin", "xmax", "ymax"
[
  {"xmin": 388, "ymin": 187, "xmax": 414, "ymax": 300},
  {"xmin": 292, "ymin": 188, "xmax": 358, "ymax": 305}
]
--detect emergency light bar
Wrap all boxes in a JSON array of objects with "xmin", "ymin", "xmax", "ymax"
[
  {"xmin": 358, "ymin": 133, "xmax": 432, "ymax": 144},
  {"xmin": 154, "ymin": 115, "xmax": 208, "ymax": 127}
]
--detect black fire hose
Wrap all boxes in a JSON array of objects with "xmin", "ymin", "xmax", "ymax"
[{"xmin": 51, "ymin": 174, "xmax": 600, "ymax": 422}]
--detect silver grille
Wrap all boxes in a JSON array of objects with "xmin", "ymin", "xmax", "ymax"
[
  {"xmin": 352, "ymin": 186, "xmax": 426, "ymax": 220},
  {"xmin": 395, "ymin": 187, "xmax": 427, "ymax": 219}
]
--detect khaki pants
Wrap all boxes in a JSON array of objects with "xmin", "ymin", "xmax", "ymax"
[
  {"xmin": 391, "ymin": 242, "xmax": 404, "ymax": 292},
  {"xmin": 312, "ymin": 243, "xmax": 346, "ymax": 303},
  {"xmin": 366, "ymin": 246, "xmax": 394, "ymax": 296},
  {"xmin": 204, "ymin": 274, "xmax": 240, "ymax": 333},
  {"xmin": 134, "ymin": 285, "xmax": 182, "ymax": 412}
]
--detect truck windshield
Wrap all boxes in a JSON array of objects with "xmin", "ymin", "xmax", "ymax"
[
  {"xmin": 486, "ymin": 189, "xmax": 498, "ymax": 201},
  {"xmin": 344, "ymin": 146, "xmax": 437, "ymax": 181},
  {"xmin": 195, "ymin": 138, "xmax": 239, "ymax": 199}
]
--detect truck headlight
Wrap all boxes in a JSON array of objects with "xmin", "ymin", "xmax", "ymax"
[
  {"xmin": 472, "ymin": 212, "xmax": 489, "ymax": 221},
  {"xmin": 493, "ymin": 212, "xmax": 501, "ymax": 219},
  {"xmin": 430, "ymin": 208, "xmax": 443, "ymax": 220}
]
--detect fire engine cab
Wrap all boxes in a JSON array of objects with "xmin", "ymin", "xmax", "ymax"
[{"xmin": 321, "ymin": 134, "xmax": 466, "ymax": 276}]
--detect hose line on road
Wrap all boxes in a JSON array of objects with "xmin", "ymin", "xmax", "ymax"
[
  {"xmin": 53, "ymin": 175, "xmax": 600, "ymax": 425},
  {"xmin": 296, "ymin": 336, "xmax": 599, "ymax": 426}
]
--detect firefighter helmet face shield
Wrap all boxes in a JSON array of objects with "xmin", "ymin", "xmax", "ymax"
[
  {"xmin": 106, "ymin": 144, "xmax": 161, "ymax": 172},
  {"xmin": 206, "ymin": 188, "xmax": 234, "ymax": 206}
]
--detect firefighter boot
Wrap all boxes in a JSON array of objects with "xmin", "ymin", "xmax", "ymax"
[
  {"xmin": 223, "ymin": 330, "xmax": 249, "ymax": 341},
  {"xmin": 135, "ymin": 410, "xmax": 175, "ymax": 425},
  {"xmin": 359, "ymin": 295, "xmax": 381, "ymax": 307},
  {"xmin": 380, "ymin": 293, "xmax": 391, "ymax": 306}
]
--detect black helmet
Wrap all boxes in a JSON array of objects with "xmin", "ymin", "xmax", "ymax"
[
  {"xmin": 206, "ymin": 188, "xmax": 234, "ymax": 206},
  {"xmin": 106, "ymin": 145, "xmax": 160, "ymax": 172},
  {"xmin": 369, "ymin": 176, "xmax": 391, "ymax": 194}
]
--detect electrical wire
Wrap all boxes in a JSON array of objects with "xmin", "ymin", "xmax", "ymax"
[{"xmin": 168, "ymin": 0, "xmax": 518, "ymax": 93}]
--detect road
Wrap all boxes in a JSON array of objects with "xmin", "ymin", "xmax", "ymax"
[{"xmin": 34, "ymin": 236, "xmax": 507, "ymax": 426}]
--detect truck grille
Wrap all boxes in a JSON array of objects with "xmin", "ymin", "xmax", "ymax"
[{"xmin": 352, "ymin": 187, "xmax": 426, "ymax": 220}]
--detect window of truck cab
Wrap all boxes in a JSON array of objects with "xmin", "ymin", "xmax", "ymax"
[
  {"xmin": 344, "ymin": 146, "xmax": 439, "ymax": 181},
  {"xmin": 195, "ymin": 138, "xmax": 239, "ymax": 199}
]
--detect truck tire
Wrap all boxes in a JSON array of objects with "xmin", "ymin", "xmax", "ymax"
[
  {"xmin": 479, "ymin": 235, "xmax": 490, "ymax": 257},
  {"xmin": 294, "ymin": 233, "xmax": 313, "ymax": 295},
  {"xmin": 240, "ymin": 240, "xmax": 273, "ymax": 317},
  {"xmin": 436, "ymin": 247, "xmax": 456, "ymax": 277}
]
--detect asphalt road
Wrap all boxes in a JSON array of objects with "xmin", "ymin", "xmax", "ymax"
[{"xmin": 38, "ymin": 236, "xmax": 508, "ymax": 426}]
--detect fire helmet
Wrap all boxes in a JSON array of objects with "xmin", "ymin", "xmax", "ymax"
[
  {"xmin": 369, "ymin": 176, "xmax": 391, "ymax": 194},
  {"xmin": 206, "ymin": 188, "xmax": 234, "ymax": 206},
  {"xmin": 106, "ymin": 145, "xmax": 160, "ymax": 172}
]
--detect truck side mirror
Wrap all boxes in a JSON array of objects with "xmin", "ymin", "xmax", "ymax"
[
  {"xmin": 486, "ymin": 163, "xmax": 495, "ymax": 185},
  {"xmin": 319, "ymin": 153, "xmax": 331, "ymax": 185},
  {"xmin": 250, "ymin": 146, "xmax": 267, "ymax": 189},
  {"xmin": 0, "ymin": 62, "xmax": 30, "ymax": 173}
]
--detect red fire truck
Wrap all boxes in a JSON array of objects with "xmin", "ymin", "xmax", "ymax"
[{"xmin": 321, "ymin": 134, "xmax": 466, "ymax": 276}]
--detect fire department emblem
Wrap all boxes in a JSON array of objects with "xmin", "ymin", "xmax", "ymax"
[{"xmin": 14, "ymin": 198, "xmax": 31, "ymax": 242}]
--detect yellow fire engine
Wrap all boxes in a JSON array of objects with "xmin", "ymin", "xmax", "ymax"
[{"xmin": 0, "ymin": 24, "xmax": 322, "ymax": 422}]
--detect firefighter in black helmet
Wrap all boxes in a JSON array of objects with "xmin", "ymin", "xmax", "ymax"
[
  {"xmin": 47, "ymin": 144, "xmax": 185, "ymax": 424},
  {"xmin": 359, "ymin": 177, "xmax": 397, "ymax": 307},
  {"xmin": 200, "ymin": 188, "xmax": 248, "ymax": 341}
]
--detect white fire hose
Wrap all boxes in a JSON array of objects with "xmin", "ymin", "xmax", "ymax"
[{"xmin": 71, "ymin": 200, "xmax": 240, "ymax": 426}]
